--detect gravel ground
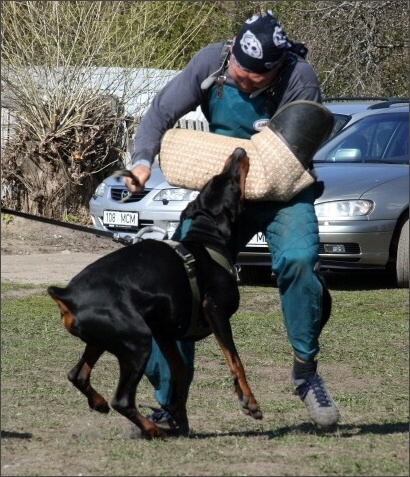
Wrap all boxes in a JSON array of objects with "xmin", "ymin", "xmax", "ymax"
[{"xmin": 1, "ymin": 215, "xmax": 124, "ymax": 284}]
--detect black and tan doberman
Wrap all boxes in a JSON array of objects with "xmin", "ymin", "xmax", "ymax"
[{"xmin": 48, "ymin": 147, "xmax": 262, "ymax": 440}]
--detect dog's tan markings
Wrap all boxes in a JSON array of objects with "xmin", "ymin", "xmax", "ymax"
[
  {"xmin": 67, "ymin": 345, "xmax": 110, "ymax": 414},
  {"xmin": 238, "ymin": 155, "xmax": 250, "ymax": 197},
  {"xmin": 202, "ymin": 299, "xmax": 263, "ymax": 420},
  {"xmin": 51, "ymin": 297, "xmax": 74, "ymax": 332},
  {"xmin": 137, "ymin": 412, "xmax": 167, "ymax": 440},
  {"xmin": 238, "ymin": 152, "xmax": 250, "ymax": 210}
]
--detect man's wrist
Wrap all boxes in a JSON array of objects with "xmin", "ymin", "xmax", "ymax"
[{"xmin": 131, "ymin": 159, "xmax": 152, "ymax": 170}]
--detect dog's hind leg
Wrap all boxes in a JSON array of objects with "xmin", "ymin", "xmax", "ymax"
[
  {"xmin": 203, "ymin": 297, "xmax": 263, "ymax": 420},
  {"xmin": 111, "ymin": 352, "xmax": 167, "ymax": 440},
  {"xmin": 68, "ymin": 344, "xmax": 110, "ymax": 413}
]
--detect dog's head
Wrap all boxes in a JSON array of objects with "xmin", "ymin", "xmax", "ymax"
[{"xmin": 181, "ymin": 147, "xmax": 250, "ymax": 244}]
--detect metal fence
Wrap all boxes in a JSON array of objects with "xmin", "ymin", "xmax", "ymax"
[
  {"xmin": 1, "ymin": 107, "xmax": 16, "ymax": 151},
  {"xmin": 176, "ymin": 118, "xmax": 209, "ymax": 132},
  {"xmin": 1, "ymin": 106, "xmax": 209, "ymax": 153}
]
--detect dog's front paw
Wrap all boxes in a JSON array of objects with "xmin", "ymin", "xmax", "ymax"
[{"xmin": 240, "ymin": 396, "xmax": 263, "ymax": 420}]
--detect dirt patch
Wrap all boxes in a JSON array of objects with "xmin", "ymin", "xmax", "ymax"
[
  {"xmin": 1, "ymin": 215, "xmax": 123, "ymax": 256},
  {"xmin": 1, "ymin": 216, "xmax": 124, "ymax": 285}
]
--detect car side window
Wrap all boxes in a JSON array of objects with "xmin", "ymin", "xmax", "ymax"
[
  {"xmin": 331, "ymin": 128, "xmax": 373, "ymax": 162},
  {"xmin": 340, "ymin": 134, "xmax": 368, "ymax": 159},
  {"xmin": 371, "ymin": 122, "xmax": 397, "ymax": 157},
  {"xmin": 313, "ymin": 111, "xmax": 408, "ymax": 164},
  {"xmin": 383, "ymin": 120, "xmax": 409, "ymax": 160},
  {"xmin": 332, "ymin": 118, "xmax": 408, "ymax": 163}
]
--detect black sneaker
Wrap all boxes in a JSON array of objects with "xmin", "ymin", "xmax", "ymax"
[
  {"xmin": 293, "ymin": 374, "xmax": 340, "ymax": 428},
  {"xmin": 145, "ymin": 406, "xmax": 181, "ymax": 433}
]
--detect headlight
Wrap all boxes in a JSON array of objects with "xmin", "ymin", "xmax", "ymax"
[
  {"xmin": 93, "ymin": 182, "xmax": 107, "ymax": 198},
  {"xmin": 315, "ymin": 200, "xmax": 374, "ymax": 217},
  {"xmin": 153, "ymin": 188, "xmax": 199, "ymax": 202}
]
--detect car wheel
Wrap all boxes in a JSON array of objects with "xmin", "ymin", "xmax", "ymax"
[{"xmin": 396, "ymin": 218, "xmax": 409, "ymax": 288}]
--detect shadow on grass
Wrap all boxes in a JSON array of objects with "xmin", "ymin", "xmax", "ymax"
[
  {"xmin": 3, "ymin": 422, "xmax": 407, "ymax": 441},
  {"xmin": 186, "ymin": 420, "xmax": 409, "ymax": 440},
  {"xmin": 322, "ymin": 270, "xmax": 399, "ymax": 291},
  {"xmin": 1, "ymin": 429, "xmax": 33, "ymax": 439},
  {"xmin": 238, "ymin": 267, "xmax": 399, "ymax": 291}
]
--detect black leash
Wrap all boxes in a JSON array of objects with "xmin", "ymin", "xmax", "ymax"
[
  {"xmin": 0, "ymin": 171, "xmax": 140, "ymax": 240},
  {"xmin": 1, "ymin": 206, "xmax": 115, "ymax": 239},
  {"xmin": 1, "ymin": 206, "xmax": 168, "ymax": 245},
  {"xmin": 1, "ymin": 169, "xmax": 147, "ymax": 245}
]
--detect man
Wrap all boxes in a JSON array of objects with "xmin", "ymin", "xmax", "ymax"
[{"xmin": 124, "ymin": 11, "xmax": 339, "ymax": 435}]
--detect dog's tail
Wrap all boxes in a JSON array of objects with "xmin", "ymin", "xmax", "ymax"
[{"xmin": 48, "ymin": 286, "xmax": 79, "ymax": 335}]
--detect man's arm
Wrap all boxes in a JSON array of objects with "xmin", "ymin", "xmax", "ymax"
[
  {"xmin": 124, "ymin": 43, "xmax": 222, "ymax": 192},
  {"xmin": 125, "ymin": 44, "xmax": 223, "ymax": 192}
]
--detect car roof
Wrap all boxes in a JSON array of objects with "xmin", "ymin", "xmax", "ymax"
[
  {"xmin": 324, "ymin": 96, "xmax": 409, "ymax": 114},
  {"xmin": 323, "ymin": 97, "xmax": 409, "ymax": 136}
]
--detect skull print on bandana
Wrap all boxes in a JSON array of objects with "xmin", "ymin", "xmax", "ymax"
[
  {"xmin": 233, "ymin": 11, "xmax": 294, "ymax": 73},
  {"xmin": 239, "ymin": 30, "xmax": 263, "ymax": 59},
  {"xmin": 272, "ymin": 25, "xmax": 290, "ymax": 48}
]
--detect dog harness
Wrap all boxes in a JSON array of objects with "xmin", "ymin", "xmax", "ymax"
[{"xmin": 164, "ymin": 240, "xmax": 237, "ymax": 340}]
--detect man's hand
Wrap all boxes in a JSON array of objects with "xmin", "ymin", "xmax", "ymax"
[{"xmin": 123, "ymin": 165, "xmax": 151, "ymax": 193}]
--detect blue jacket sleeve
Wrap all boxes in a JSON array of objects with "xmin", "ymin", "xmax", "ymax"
[{"xmin": 131, "ymin": 43, "xmax": 224, "ymax": 167}]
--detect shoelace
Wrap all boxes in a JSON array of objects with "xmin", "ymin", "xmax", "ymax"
[
  {"xmin": 151, "ymin": 409, "xmax": 172, "ymax": 423},
  {"xmin": 296, "ymin": 375, "xmax": 332, "ymax": 407},
  {"xmin": 139, "ymin": 404, "xmax": 179, "ymax": 428}
]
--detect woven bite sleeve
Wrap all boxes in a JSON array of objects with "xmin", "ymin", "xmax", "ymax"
[{"xmin": 159, "ymin": 127, "xmax": 314, "ymax": 201}]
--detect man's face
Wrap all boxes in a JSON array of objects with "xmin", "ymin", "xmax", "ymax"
[{"xmin": 228, "ymin": 54, "xmax": 283, "ymax": 94}]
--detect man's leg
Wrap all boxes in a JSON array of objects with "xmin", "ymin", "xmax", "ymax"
[
  {"xmin": 231, "ymin": 185, "xmax": 339, "ymax": 428},
  {"xmin": 263, "ymin": 184, "xmax": 339, "ymax": 427},
  {"xmin": 144, "ymin": 339, "xmax": 195, "ymax": 408},
  {"xmin": 142, "ymin": 219, "xmax": 196, "ymax": 432}
]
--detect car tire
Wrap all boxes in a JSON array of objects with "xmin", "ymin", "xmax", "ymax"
[{"xmin": 396, "ymin": 218, "xmax": 409, "ymax": 288}]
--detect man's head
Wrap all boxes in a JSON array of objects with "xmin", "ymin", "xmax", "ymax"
[{"xmin": 232, "ymin": 11, "xmax": 291, "ymax": 74}]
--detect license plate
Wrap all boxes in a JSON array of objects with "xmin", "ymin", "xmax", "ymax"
[
  {"xmin": 248, "ymin": 232, "xmax": 267, "ymax": 246},
  {"xmin": 103, "ymin": 210, "xmax": 139, "ymax": 228}
]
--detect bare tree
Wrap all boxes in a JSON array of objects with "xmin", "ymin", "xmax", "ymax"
[
  {"xmin": 1, "ymin": 1, "xmax": 408, "ymax": 220},
  {"xmin": 1, "ymin": 1, "xmax": 215, "ymax": 220},
  {"xmin": 268, "ymin": 0, "xmax": 408, "ymax": 97}
]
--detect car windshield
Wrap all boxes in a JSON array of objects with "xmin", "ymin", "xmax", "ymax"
[{"xmin": 314, "ymin": 112, "xmax": 409, "ymax": 164}]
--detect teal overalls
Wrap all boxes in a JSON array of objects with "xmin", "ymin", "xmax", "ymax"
[{"xmin": 144, "ymin": 83, "xmax": 328, "ymax": 408}]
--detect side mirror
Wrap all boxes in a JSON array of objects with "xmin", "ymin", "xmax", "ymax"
[{"xmin": 333, "ymin": 148, "xmax": 362, "ymax": 162}]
